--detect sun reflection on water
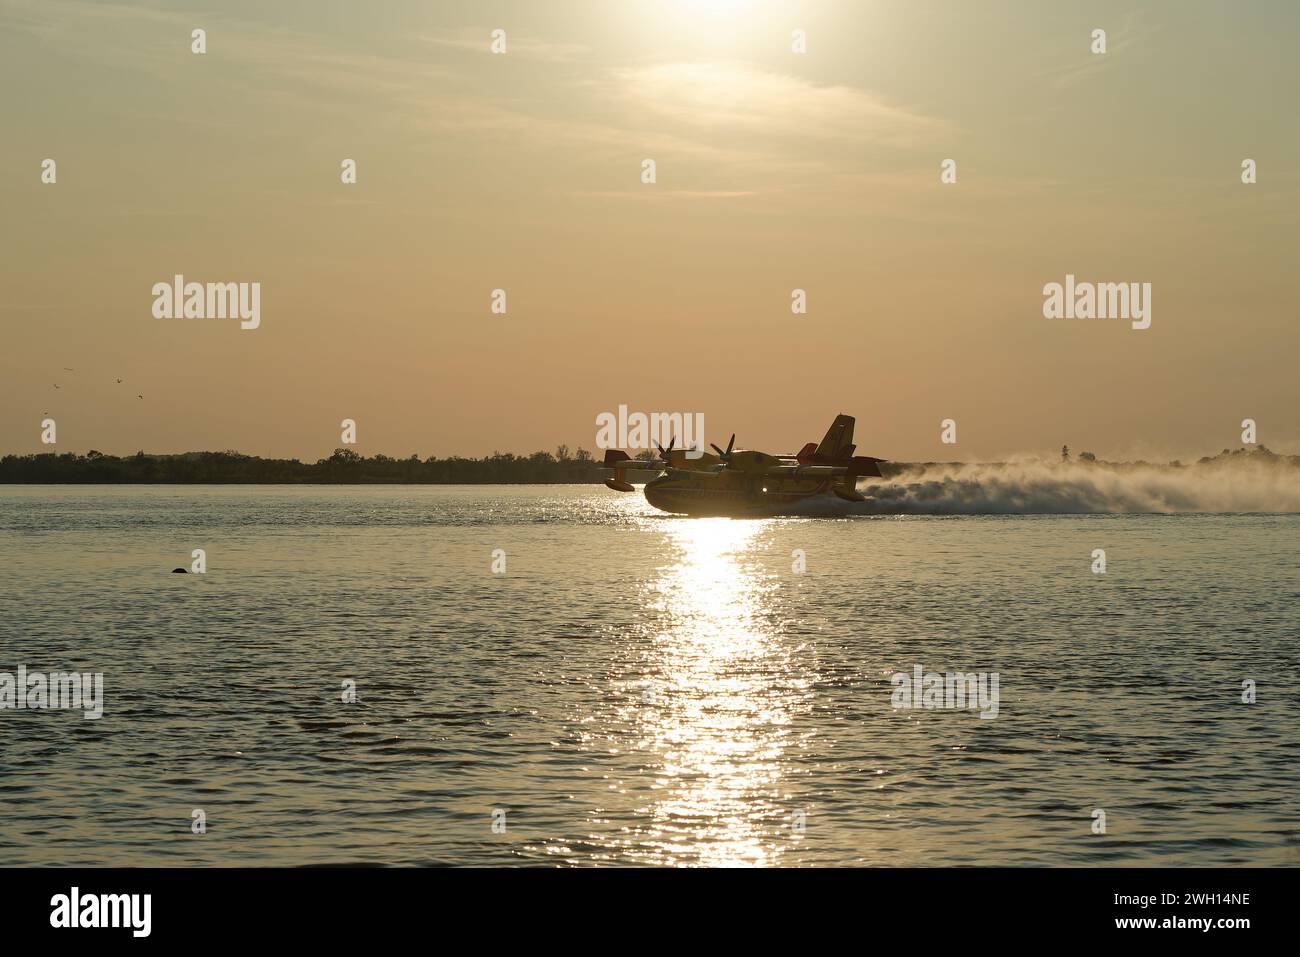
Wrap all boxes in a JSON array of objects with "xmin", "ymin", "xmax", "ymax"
[{"xmin": 627, "ymin": 517, "xmax": 813, "ymax": 866}]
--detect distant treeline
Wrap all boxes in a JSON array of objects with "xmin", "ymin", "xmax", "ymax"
[
  {"xmin": 0, "ymin": 448, "xmax": 611, "ymax": 484},
  {"xmin": 0, "ymin": 445, "xmax": 1293, "ymax": 484}
]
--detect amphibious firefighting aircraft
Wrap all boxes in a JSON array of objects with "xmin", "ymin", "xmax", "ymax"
[{"xmin": 602, "ymin": 413, "xmax": 886, "ymax": 516}]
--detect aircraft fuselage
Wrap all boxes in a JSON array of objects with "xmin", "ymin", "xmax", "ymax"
[{"xmin": 643, "ymin": 468, "xmax": 839, "ymax": 517}]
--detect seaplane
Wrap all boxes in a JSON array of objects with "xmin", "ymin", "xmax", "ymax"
[{"xmin": 602, "ymin": 413, "xmax": 886, "ymax": 517}]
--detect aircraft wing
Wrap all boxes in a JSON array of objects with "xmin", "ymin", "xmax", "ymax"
[
  {"xmin": 790, "ymin": 464, "xmax": 845, "ymax": 477},
  {"xmin": 787, "ymin": 456, "xmax": 886, "ymax": 478}
]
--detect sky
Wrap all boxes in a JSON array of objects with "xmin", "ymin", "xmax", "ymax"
[{"xmin": 1, "ymin": 0, "xmax": 1297, "ymax": 463}]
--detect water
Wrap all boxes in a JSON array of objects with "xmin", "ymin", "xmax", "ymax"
[{"xmin": 1, "ymin": 485, "xmax": 1297, "ymax": 866}]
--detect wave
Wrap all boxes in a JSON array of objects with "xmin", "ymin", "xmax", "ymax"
[{"xmin": 837, "ymin": 456, "xmax": 1300, "ymax": 515}]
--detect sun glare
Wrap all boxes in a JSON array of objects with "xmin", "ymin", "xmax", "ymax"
[
  {"xmin": 680, "ymin": 0, "xmax": 753, "ymax": 12},
  {"xmin": 628, "ymin": 518, "xmax": 813, "ymax": 866}
]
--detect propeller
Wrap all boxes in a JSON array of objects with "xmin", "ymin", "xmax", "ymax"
[
  {"xmin": 654, "ymin": 436, "xmax": 676, "ymax": 463},
  {"xmin": 709, "ymin": 434, "xmax": 736, "ymax": 462}
]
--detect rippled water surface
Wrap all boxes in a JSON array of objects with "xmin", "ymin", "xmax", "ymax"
[{"xmin": 1, "ymin": 486, "xmax": 1297, "ymax": 866}]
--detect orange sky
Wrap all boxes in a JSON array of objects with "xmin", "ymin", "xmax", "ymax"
[{"xmin": 2, "ymin": 0, "xmax": 1297, "ymax": 463}]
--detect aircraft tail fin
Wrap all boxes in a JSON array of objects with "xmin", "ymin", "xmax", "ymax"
[{"xmin": 814, "ymin": 414, "xmax": 856, "ymax": 462}]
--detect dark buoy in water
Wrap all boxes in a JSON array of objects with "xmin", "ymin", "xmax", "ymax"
[{"xmin": 172, "ymin": 567, "xmax": 188, "ymax": 573}]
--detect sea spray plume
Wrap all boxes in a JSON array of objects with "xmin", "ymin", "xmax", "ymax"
[{"xmin": 855, "ymin": 449, "xmax": 1300, "ymax": 515}]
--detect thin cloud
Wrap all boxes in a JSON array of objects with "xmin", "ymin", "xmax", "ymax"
[
  {"xmin": 615, "ymin": 62, "xmax": 941, "ymax": 147},
  {"xmin": 571, "ymin": 189, "xmax": 757, "ymax": 201},
  {"xmin": 1039, "ymin": 10, "xmax": 1144, "ymax": 90},
  {"xmin": 418, "ymin": 29, "xmax": 589, "ymax": 63}
]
